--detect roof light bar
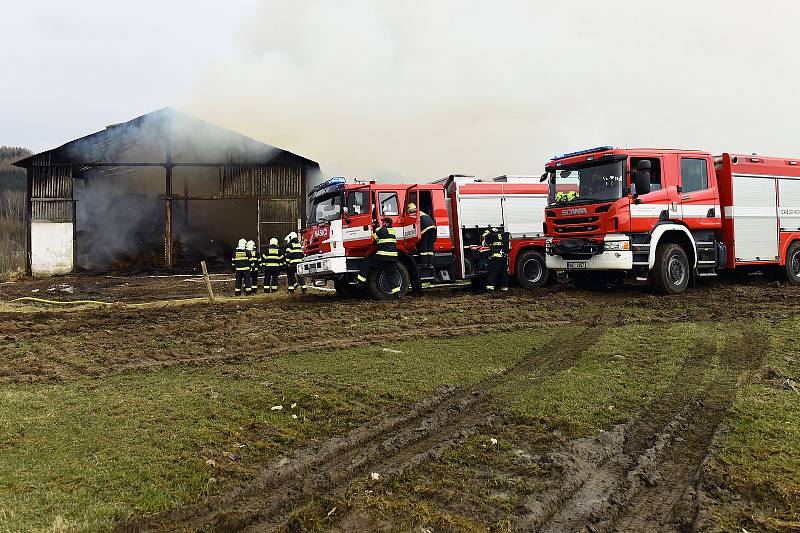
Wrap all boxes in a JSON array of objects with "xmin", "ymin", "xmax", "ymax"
[{"xmin": 550, "ymin": 146, "xmax": 615, "ymax": 161}]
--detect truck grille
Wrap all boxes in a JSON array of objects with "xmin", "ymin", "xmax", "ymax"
[
  {"xmin": 551, "ymin": 215, "xmax": 600, "ymax": 235},
  {"xmin": 554, "ymin": 224, "xmax": 599, "ymax": 234}
]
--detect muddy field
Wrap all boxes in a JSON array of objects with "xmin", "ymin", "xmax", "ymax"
[{"xmin": 1, "ymin": 274, "xmax": 799, "ymax": 532}]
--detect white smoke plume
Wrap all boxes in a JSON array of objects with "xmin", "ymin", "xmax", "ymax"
[{"xmin": 184, "ymin": 0, "xmax": 800, "ymax": 182}]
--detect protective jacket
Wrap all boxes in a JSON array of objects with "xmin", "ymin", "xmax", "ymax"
[
  {"xmin": 374, "ymin": 226, "xmax": 397, "ymax": 257},
  {"xmin": 262, "ymin": 245, "xmax": 284, "ymax": 268},
  {"xmin": 231, "ymin": 248, "xmax": 251, "ymax": 271},
  {"xmin": 286, "ymin": 239, "xmax": 304, "ymax": 265}
]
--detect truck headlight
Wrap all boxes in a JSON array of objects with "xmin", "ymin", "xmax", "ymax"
[{"xmin": 604, "ymin": 241, "xmax": 630, "ymax": 251}]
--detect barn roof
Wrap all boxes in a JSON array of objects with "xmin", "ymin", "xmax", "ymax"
[{"xmin": 14, "ymin": 107, "xmax": 318, "ymax": 169}]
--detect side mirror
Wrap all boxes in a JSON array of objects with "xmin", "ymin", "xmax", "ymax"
[
  {"xmin": 633, "ymin": 171, "xmax": 651, "ymax": 196},
  {"xmin": 633, "ymin": 160, "xmax": 652, "ymax": 196}
]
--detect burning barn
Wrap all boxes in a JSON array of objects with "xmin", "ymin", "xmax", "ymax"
[{"xmin": 13, "ymin": 108, "xmax": 321, "ymax": 276}]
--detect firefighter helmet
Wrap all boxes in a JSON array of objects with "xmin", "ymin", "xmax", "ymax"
[
  {"xmin": 269, "ymin": 237, "xmax": 278, "ymax": 246},
  {"xmin": 287, "ymin": 231, "xmax": 298, "ymax": 241},
  {"xmin": 407, "ymin": 202, "xmax": 417, "ymax": 214},
  {"xmin": 246, "ymin": 240, "xmax": 255, "ymax": 251},
  {"xmin": 237, "ymin": 238, "xmax": 247, "ymax": 248}
]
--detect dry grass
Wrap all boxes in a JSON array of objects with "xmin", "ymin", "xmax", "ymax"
[{"xmin": 0, "ymin": 189, "xmax": 26, "ymax": 279}]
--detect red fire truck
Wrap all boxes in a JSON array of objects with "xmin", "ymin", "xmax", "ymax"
[
  {"xmin": 543, "ymin": 146, "xmax": 800, "ymax": 294},
  {"xmin": 298, "ymin": 176, "xmax": 552, "ymax": 298}
]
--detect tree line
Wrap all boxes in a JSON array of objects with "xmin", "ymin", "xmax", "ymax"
[{"xmin": 0, "ymin": 146, "xmax": 31, "ymax": 190}]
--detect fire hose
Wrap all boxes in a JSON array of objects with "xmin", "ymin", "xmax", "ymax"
[{"xmin": 11, "ymin": 297, "xmax": 113, "ymax": 306}]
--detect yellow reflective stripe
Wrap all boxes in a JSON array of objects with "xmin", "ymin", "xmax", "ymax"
[
  {"xmin": 420, "ymin": 225, "xmax": 436, "ymax": 235},
  {"xmin": 235, "ymin": 267, "xmax": 250, "ymax": 271},
  {"xmin": 376, "ymin": 239, "xmax": 396, "ymax": 244},
  {"xmin": 376, "ymin": 250, "xmax": 397, "ymax": 256}
]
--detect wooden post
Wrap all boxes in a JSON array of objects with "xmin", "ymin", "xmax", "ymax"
[
  {"xmin": 164, "ymin": 165, "xmax": 173, "ymax": 269},
  {"xmin": 200, "ymin": 260, "xmax": 215, "ymax": 303}
]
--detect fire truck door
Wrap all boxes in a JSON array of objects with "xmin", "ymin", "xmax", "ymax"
[
  {"xmin": 342, "ymin": 187, "xmax": 374, "ymax": 252},
  {"xmin": 678, "ymin": 156, "xmax": 720, "ymax": 231},
  {"xmin": 402, "ymin": 186, "xmax": 421, "ymax": 251}
]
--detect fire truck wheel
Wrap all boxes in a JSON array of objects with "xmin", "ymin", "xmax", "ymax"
[
  {"xmin": 369, "ymin": 263, "xmax": 410, "ymax": 299},
  {"xmin": 783, "ymin": 241, "xmax": 800, "ymax": 285},
  {"xmin": 651, "ymin": 243, "xmax": 690, "ymax": 295},
  {"xmin": 515, "ymin": 250, "xmax": 550, "ymax": 289}
]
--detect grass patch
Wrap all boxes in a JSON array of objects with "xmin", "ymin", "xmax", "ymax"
[
  {"xmin": 0, "ymin": 328, "xmax": 553, "ymax": 532},
  {"xmin": 496, "ymin": 322, "xmax": 720, "ymax": 437},
  {"xmin": 704, "ymin": 318, "xmax": 800, "ymax": 531}
]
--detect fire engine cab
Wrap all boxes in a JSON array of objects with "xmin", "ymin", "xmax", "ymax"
[
  {"xmin": 543, "ymin": 146, "xmax": 800, "ymax": 294},
  {"xmin": 298, "ymin": 176, "xmax": 552, "ymax": 298}
]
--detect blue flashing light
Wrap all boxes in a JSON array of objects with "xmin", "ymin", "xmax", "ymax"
[{"xmin": 550, "ymin": 146, "xmax": 615, "ymax": 161}]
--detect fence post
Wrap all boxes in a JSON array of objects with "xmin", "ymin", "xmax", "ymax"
[{"xmin": 200, "ymin": 261, "xmax": 215, "ymax": 303}]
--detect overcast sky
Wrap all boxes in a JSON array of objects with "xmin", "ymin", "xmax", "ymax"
[{"xmin": 3, "ymin": 0, "xmax": 799, "ymax": 180}]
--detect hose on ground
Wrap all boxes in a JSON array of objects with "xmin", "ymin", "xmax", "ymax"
[{"xmin": 12, "ymin": 297, "xmax": 113, "ymax": 306}]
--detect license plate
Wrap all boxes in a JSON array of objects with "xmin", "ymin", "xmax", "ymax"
[{"xmin": 567, "ymin": 261, "xmax": 587, "ymax": 270}]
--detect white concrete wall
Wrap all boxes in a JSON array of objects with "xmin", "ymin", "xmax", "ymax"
[{"xmin": 31, "ymin": 222, "xmax": 74, "ymax": 276}]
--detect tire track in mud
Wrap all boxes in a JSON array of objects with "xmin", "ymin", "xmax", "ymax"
[
  {"xmin": 520, "ymin": 327, "xmax": 768, "ymax": 533},
  {"xmin": 119, "ymin": 324, "xmax": 607, "ymax": 533},
  {"xmin": 1, "ymin": 293, "xmax": 594, "ymax": 384}
]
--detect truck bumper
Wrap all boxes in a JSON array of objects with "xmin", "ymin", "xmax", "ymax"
[
  {"xmin": 297, "ymin": 255, "xmax": 350, "ymax": 277},
  {"xmin": 545, "ymin": 235, "xmax": 633, "ymax": 271},
  {"xmin": 546, "ymin": 250, "xmax": 633, "ymax": 271}
]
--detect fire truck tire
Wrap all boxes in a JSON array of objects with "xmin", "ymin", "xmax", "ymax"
[
  {"xmin": 368, "ymin": 263, "xmax": 410, "ymax": 299},
  {"xmin": 781, "ymin": 241, "xmax": 800, "ymax": 285},
  {"xmin": 651, "ymin": 243, "xmax": 690, "ymax": 295},
  {"xmin": 515, "ymin": 250, "xmax": 550, "ymax": 289}
]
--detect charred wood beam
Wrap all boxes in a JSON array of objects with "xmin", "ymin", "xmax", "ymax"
[
  {"xmin": 166, "ymin": 195, "xmax": 301, "ymax": 200},
  {"xmin": 74, "ymin": 162, "xmax": 287, "ymax": 167},
  {"xmin": 165, "ymin": 166, "xmax": 173, "ymax": 269}
]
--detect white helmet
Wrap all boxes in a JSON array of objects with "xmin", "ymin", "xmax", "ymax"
[
  {"xmin": 269, "ymin": 237, "xmax": 278, "ymax": 246},
  {"xmin": 288, "ymin": 231, "xmax": 298, "ymax": 241},
  {"xmin": 237, "ymin": 238, "xmax": 247, "ymax": 248},
  {"xmin": 246, "ymin": 240, "xmax": 255, "ymax": 251}
]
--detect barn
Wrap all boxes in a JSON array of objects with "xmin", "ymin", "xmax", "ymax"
[{"xmin": 13, "ymin": 108, "xmax": 321, "ymax": 276}]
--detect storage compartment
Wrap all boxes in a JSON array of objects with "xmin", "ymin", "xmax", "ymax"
[{"xmin": 732, "ymin": 175, "xmax": 778, "ymax": 261}]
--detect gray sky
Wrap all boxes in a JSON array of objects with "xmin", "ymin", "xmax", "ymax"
[{"xmin": 3, "ymin": 0, "xmax": 799, "ymax": 181}]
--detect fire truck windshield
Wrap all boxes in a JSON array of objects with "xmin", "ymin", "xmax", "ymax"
[
  {"xmin": 309, "ymin": 191, "xmax": 343, "ymax": 224},
  {"xmin": 549, "ymin": 160, "xmax": 625, "ymax": 205}
]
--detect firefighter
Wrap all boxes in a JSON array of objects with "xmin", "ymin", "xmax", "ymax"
[
  {"xmin": 356, "ymin": 217, "xmax": 401, "ymax": 298},
  {"xmin": 246, "ymin": 240, "xmax": 260, "ymax": 294},
  {"xmin": 408, "ymin": 203, "xmax": 436, "ymax": 268},
  {"xmin": 285, "ymin": 231, "xmax": 307, "ymax": 294},
  {"xmin": 484, "ymin": 227, "xmax": 509, "ymax": 292},
  {"xmin": 231, "ymin": 238, "xmax": 252, "ymax": 296},
  {"xmin": 262, "ymin": 237, "xmax": 283, "ymax": 293}
]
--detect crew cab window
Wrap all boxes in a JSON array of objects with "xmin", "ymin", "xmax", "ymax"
[
  {"xmin": 378, "ymin": 192, "xmax": 399, "ymax": 216},
  {"xmin": 346, "ymin": 190, "xmax": 369, "ymax": 215},
  {"xmin": 681, "ymin": 158, "xmax": 709, "ymax": 193}
]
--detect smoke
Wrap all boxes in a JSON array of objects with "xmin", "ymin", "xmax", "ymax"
[
  {"xmin": 184, "ymin": 0, "xmax": 800, "ymax": 182},
  {"xmin": 69, "ymin": 110, "xmax": 301, "ymax": 269}
]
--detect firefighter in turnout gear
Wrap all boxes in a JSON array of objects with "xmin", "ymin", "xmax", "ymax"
[
  {"xmin": 231, "ymin": 238, "xmax": 252, "ymax": 296},
  {"xmin": 262, "ymin": 237, "xmax": 283, "ymax": 293},
  {"xmin": 285, "ymin": 232, "xmax": 307, "ymax": 294},
  {"xmin": 246, "ymin": 240, "xmax": 260, "ymax": 294},
  {"xmin": 357, "ymin": 217, "xmax": 401, "ymax": 298},
  {"xmin": 408, "ymin": 203, "xmax": 436, "ymax": 268},
  {"xmin": 484, "ymin": 227, "xmax": 509, "ymax": 292}
]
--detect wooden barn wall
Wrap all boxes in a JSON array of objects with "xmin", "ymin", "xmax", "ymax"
[
  {"xmin": 220, "ymin": 165, "xmax": 302, "ymax": 198},
  {"xmin": 30, "ymin": 164, "xmax": 74, "ymax": 222}
]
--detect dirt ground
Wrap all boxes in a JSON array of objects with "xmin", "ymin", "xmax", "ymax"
[{"xmin": 2, "ymin": 274, "xmax": 799, "ymax": 532}]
